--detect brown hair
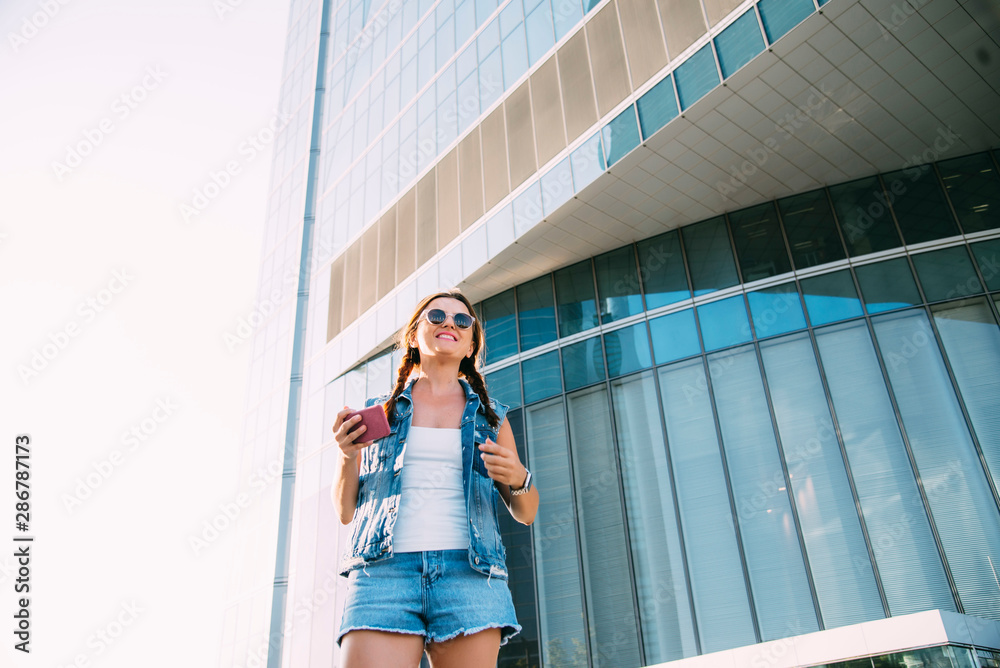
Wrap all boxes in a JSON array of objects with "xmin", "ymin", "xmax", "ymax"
[{"xmin": 383, "ymin": 291, "xmax": 500, "ymax": 428}]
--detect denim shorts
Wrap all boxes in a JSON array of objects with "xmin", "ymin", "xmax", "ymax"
[{"xmin": 336, "ymin": 549, "xmax": 521, "ymax": 647}]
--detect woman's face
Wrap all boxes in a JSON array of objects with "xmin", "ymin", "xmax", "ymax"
[{"xmin": 410, "ymin": 297, "xmax": 476, "ymax": 361}]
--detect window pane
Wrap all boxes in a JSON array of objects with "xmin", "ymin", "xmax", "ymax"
[
  {"xmin": 871, "ymin": 309, "xmax": 1000, "ymax": 618},
  {"xmin": 522, "ymin": 350, "xmax": 562, "ymax": 403},
  {"xmin": 525, "ymin": 398, "xmax": 589, "ymax": 667},
  {"xmin": 636, "ymin": 75, "xmax": 679, "ymax": 139},
  {"xmin": 649, "ymin": 309, "xmax": 701, "ymax": 364},
  {"xmin": 711, "ymin": 345, "xmax": 819, "ymax": 639},
  {"xmin": 855, "ymin": 258, "xmax": 921, "ymax": 314},
  {"xmin": 697, "ymin": 295, "xmax": 752, "ymax": 351},
  {"xmin": 514, "ymin": 181, "xmax": 544, "ymax": 237},
  {"xmin": 938, "ymin": 151, "xmax": 1000, "ymax": 233},
  {"xmin": 555, "ymin": 259, "xmax": 598, "ymax": 336},
  {"xmin": 553, "ymin": 0, "xmax": 583, "ymax": 40},
  {"xmin": 714, "ymin": 9, "xmax": 765, "ymax": 79},
  {"xmin": 971, "ymin": 238, "xmax": 1000, "ymax": 291},
  {"xmin": 777, "ymin": 188, "xmax": 846, "ymax": 269},
  {"xmin": 815, "ymin": 320, "xmax": 955, "ymax": 616},
  {"xmin": 657, "ymin": 358, "xmax": 757, "ymax": 652},
  {"xmin": 524, "ymin": 0, "xmax": 555, "ymax": 65},
  {"xmin": 638, "ymin": 230, "xmax": 690, "ymax": 309},
  {"xmin": 604, "ymin": 322, "xmax": 652, "ymax": 377},
  {"xmin": 541, "ymin": 157, "xmax": 574, "ymax": 215},
  {"xmin": 747, "ymin": 282, "xmax": 807, "ymax": 338},
  {"xmin": 674, "ymin": 43, "xmax": 720, "ymax": 110},
  {"xmin": 729, "ymin": 202, "xmax": 792, "ymax": 280},
  {"xmin": 570, "ymin": 132, "xmax": 606, "ymax": 192},
  {"xmin": 487, "ymin": 363, "xmax": 523, "ymax": 409},
  {"xmin": 482, "ymin": 288, "xmax": 519, "ymax": 364},
  {"xmin": 566, "ymin": 385, "xmax": 642, "ymax": 668},
  {"xmin": 881, "ymin": 167, "xmax": 959, "ymax": 244},
  {"xmin": 682, "ymin": 216, "xmax": 740, "ymax": 296},
  {"xmin": 829, "ymin": 177, "xmax": 902, "ymax": 257},
  {"xmin": 562, "ymin": 336, "xmax": 605, "ymax": 391},
  {"xmin": 760, "ymin": 332, "xmax": 886, "ymax": 626},
  {"xmin": 610, "ymin": 371, "xmax": 698, "ymax": 662},
  {"xmin": 758, "ymin": 0, "xmax": 814, "ymax": 43},
  {"xmin": 801, "ymin": 270, "xmax": 864, "ymax": 326},
  {"xmin": 932, "ymin": 298, "xmax": 1000, "ymax": 494},
  {"xmin": 911, "ymin": 246, "xmax": 983, "ymax": 303},
  {"xmin": 517, "ymin": 274, "xmax": 558, "ymax": 351},
  {"xmin": 595, "ymin": 245, "xmax": 643, "ymax": 323},
  {"xmin": 601, "ymin": 106, "xmax": 640, "ymax": 167},
  {"xmin": 501, "ymin": 24, "xmax": 528, "ymax": 88}
]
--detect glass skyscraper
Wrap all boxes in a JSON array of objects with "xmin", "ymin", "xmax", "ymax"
[{"xmin": 218, "ymin": 0, "xmax": 1000, "ymax": 665}]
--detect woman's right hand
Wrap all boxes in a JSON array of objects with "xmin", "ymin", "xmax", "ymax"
[{"xmin": 333, "ymin": 407, "xmax": 375, "ymax": 461}]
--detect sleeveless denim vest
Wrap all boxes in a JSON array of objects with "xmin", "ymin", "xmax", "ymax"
[{"xmin": 339, "ymin": 377, "xmax": 511, "ymax": 580}]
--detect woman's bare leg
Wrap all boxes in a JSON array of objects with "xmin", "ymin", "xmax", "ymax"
[
  {"xmin": 425, "ymin": 628, "xmax": 501, "ymax": 668},
  {"xmin": 340, "ymin": 629, "xmax": 426, "ymax": 668}
]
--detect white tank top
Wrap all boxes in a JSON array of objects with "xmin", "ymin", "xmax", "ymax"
[{"xmin": 391, "ymin": 426, "xmax": 470, "ymax": 553}]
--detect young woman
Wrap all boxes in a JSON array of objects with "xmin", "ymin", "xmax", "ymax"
[{"xmin": 332, "ymin": 291, "xmax": 539, "ymax": 668}]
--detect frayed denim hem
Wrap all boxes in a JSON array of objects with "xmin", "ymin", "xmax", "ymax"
[
  {"xmin": 336, "ymin": 625, "xmax": 426, "ymax": 647},
  {"xmin": 427, "ymin": 621, "xmax": 522, "ymax": 647}
]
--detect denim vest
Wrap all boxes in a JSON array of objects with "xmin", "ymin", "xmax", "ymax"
[{"xmin": 339, "ymin": 377, "xmax": 511, "ymax": 580}]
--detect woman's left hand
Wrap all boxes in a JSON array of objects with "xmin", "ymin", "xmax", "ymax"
[{"xmin": 478, "ymin": 438, "xmax": 528, "ymax": 489}]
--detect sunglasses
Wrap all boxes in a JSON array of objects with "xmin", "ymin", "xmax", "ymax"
[{"xmin": 422, "ymin": 308, "xmax": 475, "ymax": 330}]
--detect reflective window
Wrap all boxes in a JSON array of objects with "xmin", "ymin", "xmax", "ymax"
[
  {"xmin": 777, "ymin": 188, "xmax": 846, "ymax": 269},
  {"xmin": 604, "ymin": 322, "xmax": 652, "ymax": 377},
  {"xmin": 482, "ymin": 288, "xmax": 519, "ymax": 364},
  {"xmin": 566, "ymin": 386, "xmax": 641, "ymax": 667},
  {"xmin": 674, "ymin": 43, "xmax": 721, "ymax": 110},
  {"xmin": 649, "ymin": 309, "xmax": 701, "ymax": 364},
  {"xmin": 517, "ymin": 275, "xmax": 558, "ymax": 351},
  {"xmin": 514, "ymin": 181, "xmax": 544, "ymax": 236},
  {"xmin": 714, "ymin": 9, "xmax": 765, "ymax": 79},
  {"xmin": 487, "ymin": 363, "xmax": 523, "ymax": 409},
  {"xmin": 697, "ymin": 295, "xmax": 752, "ymax": 351},
  {"xmin": 971, "ymin": 238, "xmax": 1000, "ymax": 291},
  {"xmin": 553, "ymin": 0, "xmax": 583, "ymax": 41},
  {"xmin": 594, "ymin": 245, "xmax": 643, "ymax": 323},
  {"xmin": 570, "ymin": 132, "xmax": 606, "ymax": 192},
  {"xmin": 524, "ymin": 0, "xmax": 555, "ymax": 65},
  {"xmin": 601, "ymin": 106, "xmax": 640, "ymax": 167},
  {"xmin": 638, "ymin": 230, "xmax": 690, "ymax": 309},
  {"xmin": 562, "ymin": 336, "xmax": 605, "ymax": 391},
  {"xmin": 829, "ymin": 176, "xmax": 903, "ymax": 257},
  {"xmin": 758, "ymin": 0, "xmax": 814, "ymax": 43},
  {"xmin": 541, "ymin": 157, "xmax": 574, "ymax": 215},
  {"xmin": 937, "ymin": 151, "xmax": 1000, "ymax": 233},
  {"xmin": 855, "ymin": 258, "xmax": 921, "ymax": 314},
  {"xmin": 881, "ymin": 166, "xmax": 959, "ymax": 244},
  {"xmin": 682, "ymin": 216, "xmax": 740, "ymax": 295},
  {"xmin": 800, "ymin": 270, "xmax": 864, "ymax": 326},
  {"xmin": 728, "ymin": 202, "xmax": 792, "ymax": 281},
  {"xmin": 636, "ymin": 75, "xmax": 679, "ymax": 139},
  {"xmin": 610, "ymin": 371, "xmax": 698, "ymax": 662},
  {"xmin": 747, "ymin": 282, "xmax": 807, "ymax": 338},
  {"xmin": 554, "ymin": 259, "xmax": 599, "ymax": 336},
  {"xmin": 501, "ymin": 24, "xmax": 529, "ymax": 87},
  {"xmin": 521, "ymin": 350, "xmax": 562, "ymax": 403},
  {"xmin": 911, "ymin": 246, "xmax": 982, "ymax": 303}
]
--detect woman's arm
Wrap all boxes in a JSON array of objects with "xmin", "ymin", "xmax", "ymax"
[
  {"xmin": 331, "ymin": 407, "xmax": 374, "ymax": 525},
  {"xmin": 479, "ymin": 419, "xmax": 539, "ymax": 525}
]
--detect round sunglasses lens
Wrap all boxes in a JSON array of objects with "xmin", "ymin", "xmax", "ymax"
[
  {"xmin": 454, "ymin": 314, "xmax": 473, "ymax": 329},
  {"xmin": 426, "ymin": 309, "xmax": 447, "ymax": 324}
]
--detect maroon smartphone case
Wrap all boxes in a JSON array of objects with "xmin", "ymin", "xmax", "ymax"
[{"xmin": 346, "ymin": 405, "xmax": 391, "ymax": 441}]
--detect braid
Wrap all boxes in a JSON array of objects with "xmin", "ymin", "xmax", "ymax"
[
  {"xmin": 460, "ymin": 357, "xmax": 500, "ymax": 429},
  {"xmin": 383, "ymin": 347, "xmax": 418, "ymax": 424}
]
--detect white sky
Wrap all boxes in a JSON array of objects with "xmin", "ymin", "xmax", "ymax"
[{"xmin": 0, "ymin": 0, "xmax": 292, "ymax": 665}]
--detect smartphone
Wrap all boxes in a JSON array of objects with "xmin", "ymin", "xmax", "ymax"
[{"xmin": 345, "ymin": 405, "xmax": 391, "ymax": 442}]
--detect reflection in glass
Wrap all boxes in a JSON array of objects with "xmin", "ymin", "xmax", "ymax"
[
  {"xmin": 517, "ymin": 275, "xmax": 559, "ymax": 351},
  {"xmin": 872, "ymin": 309, "xmax": 1000, "ymax": 618},
  {"xmin": 673, "ymin": 43, "xmax": 720, "ymax": 110},
  {"xmin": 649, "ymin": 309, "xmax": 701, "ymax": 364},
  {"xmin": 601, "ymin": 106, "xmax": 640, "ymax": 167},
  {"xmin": 487, "ymin": 363, "xmax": 523, "ymax": 409},
  {"xmin": 570, "ymin": 133, "xmax": 606, "ymax": 192},
  {"xmin": 801, "ymin": 270, "xmax": 864, "ymax": 326},
  {"xmin": 758, "ymin": 0, "xmax": 815, "ymax": 42},
  {"xmin": 911, "ymin": 246, "xmax": 982, "ymax": 303},
  {"xmin": 595, "ymin": 246, "xmax": 643, "ymax": 323},
  {"xmin": 562, "ymin": 336, "xmax": 605, "ymax": 391},
  {"xmin": 611, "ymin": 371, "xmax": 698, "ymax": 662},
  {"xmin": 566, "ymin": 386, "xmax": 641, "ymax": 668},
  {"xmin": 682, "ymin": 216, "xmax": 740, "ymax": 295},
  {"xmin": 729, "ymin": 202, "xmax": 792, "ymax": 281},
  {"xmin": 697, "ymin": 295, "xmax": 752, "ymax": 351},
  {"xmin": 482, "ymin": 288, "xmax": 519, "ymax": 364},
  {"xmin": 714, "ymin": 9, "xmax": 765, "ymax": 79},
  {"xmin": 971, "ymin": 238, "xmax": 1000, "ymax": 291},
  {"xmin": 778, "ymin": 188, "xmax": 846, "ymax": 269},
  {"xmin": 937, "ymin": 151, "xmax": 1000, "ymax": 233},
  {"xmin": 855, "ymin": 258, "xmax": 921, "ymax": 314},
  {"xmin": 759, "ymin": 332, "xmax": 885, "ymax": 626},
  {"xmin": 524, "ymin": 0, "xmax": 555, "ymax": 65},
  {"xmin": 521, "ymin": 350, "xmax": 562, "ymax": 404},
  {"xmin": 554, "ymin": 259, "xmax": 598, "ymax": 337},
  {"xmin": 658, "ymin": 358, "xmax": 756, "ymax": 651},
  {"xmin": 636, "ymin": 75, "xmax": 679, "ymax": 139},
  {"xmin": 604, "ymin": 322, "xmax": 652, "ymax": 377},
  {"xmin": 637, "ymin": 230, "xmax": 689, "ymax": 309},
  {"xmin": 881, "ymin": 166, "xmax": 959, "ymax": 244},
  {"xmin": 815, "ymin": 321, "xmax": 955, "ymax": 615},
  {"xmin": 747, "ymin": 282, "xmax": 807, "ymax": 338},
  {"xmin": 830, "ymin": 177, "xmax": 902, "ymax": 257}
]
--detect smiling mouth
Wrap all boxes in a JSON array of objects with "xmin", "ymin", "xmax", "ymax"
[{"xmin": 436, "ymin": 333, "xmax": 458, "ymax": 341}]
